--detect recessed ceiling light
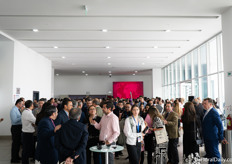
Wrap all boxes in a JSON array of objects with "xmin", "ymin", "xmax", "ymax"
[
  {"xmin": 53, "ymin": 46, "xmax": 58, "ymax": 49},
  {"xmin": 133, "ymin": 74, "xmax": 135, "ymax": 76},
  {"xmin": 61, "ymin": 56, "xmax": 66, "ymax": 59},
  {"xmin": 85, "ymin": 74, "xmax": 88, "ymax": 76},
  {"xmin": 142, "ymin": 63, "xmax": 145, "ymax": 65},
  {"xmin": 165, "ymin": 29, "xmax": 171, "ymax": 32},
  {"xmin": 107, "ymin": 56, "xmax": 111, "ymax": 59},
  {"xmin": 102, "ymin": 29, "xmax": 108, "ymax": 32},
  {"xmin": 82, "ymin": 71, "xmax": 85, "ymax": 73},
  {"xmin": 135, "ymin": 71, "xmax": 138, "ymax": 73},
  {"xmin": 146, "ymin": 56, "xmax": 150, "ymax": 59},
  {"xmin": 153, "ymin": 46, "xmax": 158, "ymax": 49},
  {"xmin": 105, "ymin": 46, "xmax": 110, "ymax": 49},
  {"xmin": 32, "ymin": 29, "xmax": 39, "ymax": 32},
  {"xmin": 108, "ymin": 63, "xmax": 111, "ymax": 65},
  {"xmin": 56, "ymin": 74, "xmax": 59, "ymax": 76}
]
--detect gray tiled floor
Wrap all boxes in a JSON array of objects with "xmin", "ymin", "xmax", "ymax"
[{"xmin": 0, "ymin": 130, "xmax": 230, "ymax": 164}]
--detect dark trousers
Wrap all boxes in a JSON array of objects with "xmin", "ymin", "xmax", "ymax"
[
  {"xmin": 140, "ymin": 151, "xmax": 144, "ymax": 164},
  {"xmin": 86, "ymin": 138, "xmax": 100, "ymax": 164},
  {"xmin": 22, "ymin": 132, "xmax": 34, "ymax": 164},
  {"xmin": 11, "ymin": 125, "xmax": 22, "ymax": 161},
  {"xmin": 101, "ymin": 152, "xmax": 114, "ymax": 164},
  {"xmin": 126, "ymin": 141, "xmax": 141, "ymax": 164},
  {"xmin": 168, "ymin": 138, "xmax": 179, "ymax": 164}
]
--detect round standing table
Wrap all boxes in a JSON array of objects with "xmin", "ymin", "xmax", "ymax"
[{"xmin": 89, "ymin": 145, "xmax": 124, "ymax": 164}]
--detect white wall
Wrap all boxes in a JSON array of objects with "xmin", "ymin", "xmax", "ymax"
[
  {"xmin": 0, "ymin": 32, "xmax": 52, "ymax": 135},
  {"xmin": 13, "ymin": 41, "xmax": 52, "ymax": 100},
  {"xmin": 222, "ymin": 8, "xmax": 232, "ymax": 109},
  {"xmin": 0, "ymin": 39, "xmax": 14, "ymax": 135},
  {"xmin": 54, "ymin": 75, "xmax": 153, "ymax": 98},
  {"xmin": 152, "ymin": 68, "xmax": 162, "ymax": 98}
]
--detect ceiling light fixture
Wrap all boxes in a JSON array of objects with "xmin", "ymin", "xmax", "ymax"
[
  {"xmin": 107, "ymin": 56, "xmax": 111, "ymax": 59},
  {"xmin": 165, "ymin": 29, "xmax": 171, "ymax": 32},
  {"xmin": 153, "ymin": 46, "xmax": 158, "ymax": 49},
  {"xmin": 105, "ymin": 46, "xmax": 110, "ymax": 49},
  {"xmin": 142, "ymin": 63, "xmax": 145, "ymax": 65},
  {"xmin": 61, "ymin": 56, "xmax": 66, "ymax": 59},
  {"xmin": 146, "ymin": 56, "xmax": 150, "ymax": 59},
  {"xmin": 53, "ymin": 46, "xmax": 58, "ymax": 49},
  {"xmin": 32, "ymin": 29, "xmax": 39, "ymax": 32},
  {"xmin": 102, "ymin": 29, "xmax": 108, "ymax": 32},
  {"xmin": 108, "ymin": 63, "xmax": 111, "ymax": 65}
]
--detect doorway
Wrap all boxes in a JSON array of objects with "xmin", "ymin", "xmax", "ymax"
[{"xmin": 33, "ymin": 91, "xmax": 39, "ymax": 102}]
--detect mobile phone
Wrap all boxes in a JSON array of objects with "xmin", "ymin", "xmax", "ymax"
[{"xmin": 142, "ymin": 126, "xmax": 149, "ymax": 134}]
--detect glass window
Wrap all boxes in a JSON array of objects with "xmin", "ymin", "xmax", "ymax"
[
  {"xmin": 209, "ymin": 38, "xmax": 218, "ymax": 74},
  {"xmin": 162, "ymin": 69, "xmax": 165, "ymax": 86},
  {"xmin": 169, "ymin": 65, "xmax": 172, "ymax": 84},
  {"xmin": 176, "ymin": 60, "xmax": 180, "ymax": 82},
  {"xmin": 218, "ymin": 73, "xmax": 225, "ymax": 110},
  {"xmin": 192, "ymin": 50, "xmax": 198, "ymax": 78},
  {"xmin": 165, "ymin": 67, "xmax": 168, "ymax": 85},
  {"xmin": 173, "ymin": 62, "xmax": 176, "ymax": 83},
  {"xmin": 200, "ymin": 77, "xmax": 208, "ymax": 99},
  {"xmin": 187, "ymin": 53, "xmax": 192, "ymax": 80},
  {"xmin": 218, "ymin": 35, "xmax": 224, "ymax": 71},
  {"xmin": 199, "ymin": 45, "xmax": 207, "ymax": 76},
  {"xmin": 181, "ymin": 57, "xmax": 186, "ymax": 81},
  {"xmin": 192, "ymin": 79, "xmax": 199, "ymax": 98},
  {"xmin": 208, "ymin": 74, "xmax": 218, "ymax": 100},
  {"xmin": 176, "ymin": 83, "xmax": 180, "ymax": 98}
]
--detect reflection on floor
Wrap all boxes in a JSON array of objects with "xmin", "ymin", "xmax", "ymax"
[{"xmin": 0, "ymin": 130, "xmax": 230, "ymax": 164}]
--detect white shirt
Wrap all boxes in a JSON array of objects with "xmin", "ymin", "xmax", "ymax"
[
  {"xmin": 203, "ymin": 106, "xmax": 213, "ymax": 120},
  {"xmin": 123, "ymin": 116, "xmax": 145, "ymax": 145},
  {"xmin": 22, "ymin": 109, "xmax": 36, "ymax": 133}
]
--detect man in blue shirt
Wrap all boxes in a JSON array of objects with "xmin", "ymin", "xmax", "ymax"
[{"xmin": 10, "ymin": 98, "xmax": 24, "ymax": 163}]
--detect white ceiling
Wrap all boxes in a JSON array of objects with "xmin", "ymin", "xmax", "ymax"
[{"xmin": 0, "ymin": 0, "xmax": 231, "ymax": 75}]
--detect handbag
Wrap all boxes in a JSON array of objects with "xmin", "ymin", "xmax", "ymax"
[
  {"xmin": 194, "ymin": 120, "xmax": 203, "ymax": 145},
  {"xmin": 154, "ymin": 126, "xmax": 169, "ymax": 144}
]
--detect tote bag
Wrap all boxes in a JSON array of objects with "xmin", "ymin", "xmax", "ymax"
[{"xmin": 154, "ymin": 126, "xmax": 169, "ymax": 144}]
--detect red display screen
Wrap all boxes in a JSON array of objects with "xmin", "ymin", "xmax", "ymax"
[{"xmin": 113, "ymin": 81, "xmax": 143, "ymax": 99}]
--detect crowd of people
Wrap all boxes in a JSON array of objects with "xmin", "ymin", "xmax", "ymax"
[{"xmin": 9, "ymin": 95, "xmax": 227, "ymax": 164}]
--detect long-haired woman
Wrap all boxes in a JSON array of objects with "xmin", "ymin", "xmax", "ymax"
[{"xmin": 182, "ymin": 102, "xmax": 200, "ymax": 163}]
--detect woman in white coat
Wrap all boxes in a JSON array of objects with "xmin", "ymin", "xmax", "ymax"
[{"xmin": 124, "ymin": 105, "xmax": 147, "ymax": 164}]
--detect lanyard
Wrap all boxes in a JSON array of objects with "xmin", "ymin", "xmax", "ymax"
[
  {"xmin": 50, "ymin": 119, "xmax": 55, "ymax": 128},
  {"xmin": 132, "ymin": 116, "xmax": 140, "ymax": 133}
]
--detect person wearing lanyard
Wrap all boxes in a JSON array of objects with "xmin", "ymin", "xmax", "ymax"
[
  {"xmin": 124, "ymin": 105, "xmax": 147, "ymax": 164},
  {"xmin": 36, "ymin": 105, "xmax": 61, "ymax": 164}
]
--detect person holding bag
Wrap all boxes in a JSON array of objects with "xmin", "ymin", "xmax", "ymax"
[{"xmin": 124, "ymin": 105, "xmax": 147, "ymax": 164}]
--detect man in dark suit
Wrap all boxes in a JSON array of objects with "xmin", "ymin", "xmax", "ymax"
[
  {"xmin": 163, "ymin": 102, "xmax": 179, "ymax": 164},
  {"xmin": 202, "ymin": 98, "xmax": 227, "ymax": 164},
  {"xmin": 54, "ymin": 99, "xmax": 73, "ymax": 125},
  {"xmin": 55, "ymin": 108, "xmax": 89, "ymax": 164},
  {"xmin": 36, "ymin": 105, "xmax": 61, "ymax": 164}
]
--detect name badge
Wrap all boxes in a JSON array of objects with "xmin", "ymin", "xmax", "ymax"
[{"xmin": 138, "ymin": 136, "xmax": 141, "ymax": 142}]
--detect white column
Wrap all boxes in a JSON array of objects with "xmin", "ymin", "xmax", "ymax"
[
  {"xmin": 152, "ymin": 68, "xmax": 162, "ymax": 98},
  {"xmin": 222, "ymin": 8, "xmax": 232, "ymax": 108}
]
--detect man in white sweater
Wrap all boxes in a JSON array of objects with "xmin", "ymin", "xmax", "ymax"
[{"xmin": 21, "ymin": 100, "xmax": 36, "ymax": 164}]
